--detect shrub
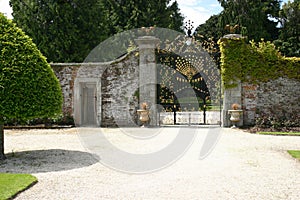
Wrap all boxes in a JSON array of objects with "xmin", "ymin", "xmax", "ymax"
[
  {"xmin": 0, "ymin": 13, "xmax": 63, "ymax": 159},
  {"xmin": 255, "ymin": 113, "xmax": 300, "ymax": 130},
  {"xmin": 0, "ymin": 13, "xmax": 63, "ymax": 120}
]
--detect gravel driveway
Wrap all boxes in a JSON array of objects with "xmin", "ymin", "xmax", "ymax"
[{"xmin": 1, "ymin": 127, "xmax": 300, "ymax": 200}]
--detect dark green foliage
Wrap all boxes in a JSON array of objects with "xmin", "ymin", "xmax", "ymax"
[
  {"xmin": 217, "ymin": 0, "xmax": 281, "ymax": 41},
  {"xmin": 0, "ymin": 13, "xmax": 62, "ymax": 159},
  {"xmin": 194, "ymin": 15, "xmax": 223, "ymax": 66},
  {"xmin": 255, "ymin": 113, "xmax": 300, "ymax": 130},
  {"xmin": 10, "ymin": 0, "xmax": 109, "ymax": 63},
  {"xmin": 4, "ymin": 114, "xmax": 74, "ymax": 127},
  {"xmin": 219, "ymin": 37, "xmax": 300, "ymax": 88},
  {"xmin": 101, "ymin": 0, "xmax": 184, "ymax": 34},
  {"xmin": 274, "ymin": 0, "xmax": 300, "ymax": 57},
  {"xmin": 0, "ymin": 13, "xmax": 63, "ymax": 120},
  {"xmin": 195, "ymin": 15, "xmax": 223, "ymax": 43},
  {"xmin": 10, "ymin": 0, "xmax": 184, "ymax": 63}
]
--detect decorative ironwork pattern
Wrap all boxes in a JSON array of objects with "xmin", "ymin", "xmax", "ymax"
[{"xmin": 156, "ymin": 34, "xmax": 221, "ymax": 124}]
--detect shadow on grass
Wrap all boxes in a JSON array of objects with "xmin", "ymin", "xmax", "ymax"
[{"xmin": 0, "ymin": 149, "xmax": 99, "ymax": 174}]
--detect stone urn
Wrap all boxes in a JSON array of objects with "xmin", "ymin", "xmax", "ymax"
[
  {"xmin": 228, "ymin": 103, "xmax": 243, "ymax": 128},
  {"xmin": 137, "ymin": 102, "xmax": 150, "ymax": 127}
]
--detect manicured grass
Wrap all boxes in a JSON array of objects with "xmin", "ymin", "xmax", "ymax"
[
  {"xmin": 288, "ymin": 150, "xmax": 300, "ymax": 160},
  {"xmin": 0, "ymin": 173, "xmax": 37, "ymax": 200},
  {"xmin": 257, "ymin": 132, "xmax": 300, "ymax": 136}
]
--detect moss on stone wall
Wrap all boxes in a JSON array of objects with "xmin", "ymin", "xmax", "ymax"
[{"xmin": 218, "ymin": 37, "xmax": 300, "ymax": 88}]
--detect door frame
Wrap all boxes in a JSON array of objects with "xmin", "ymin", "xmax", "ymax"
[{"xmin": 74, "ymin": 78, "xmax": 101, "ymax": 126}]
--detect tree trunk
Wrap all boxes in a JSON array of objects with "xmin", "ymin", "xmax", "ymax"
[{"xmin": 0, "ymin": 118, "xmax": 6, "ymax": 160}]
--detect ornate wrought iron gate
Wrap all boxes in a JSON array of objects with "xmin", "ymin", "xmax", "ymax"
[{"xmin": 156, "ymin": 37, "xmax": 221, "ymax": 126}]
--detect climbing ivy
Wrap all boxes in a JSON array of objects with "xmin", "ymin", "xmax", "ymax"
[{"xmin": 218, "ymin": 37, "xmax": 300, "ymax": 88}]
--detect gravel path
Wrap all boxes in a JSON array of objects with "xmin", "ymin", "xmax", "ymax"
[{"xmin": 1, "ymin": 128, "xmax": 300, "ymax": 200}]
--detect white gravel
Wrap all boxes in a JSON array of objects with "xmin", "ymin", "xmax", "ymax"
[{"xmin": 1, "ymin": 127, "xmax": 300, "ymax": 200}]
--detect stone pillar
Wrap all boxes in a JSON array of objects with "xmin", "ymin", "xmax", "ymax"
[
  {"xmin": 222, "ymin": 81, "xmax": 243, "ymax": 127},
  {"xmin": 135, "ymin": 36, "xmax": 160, "ymax": 126},
  {"xmin": 222, "ymin": 34, "xmax": 244, "ymax": 127}
]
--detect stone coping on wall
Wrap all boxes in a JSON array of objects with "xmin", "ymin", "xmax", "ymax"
[{"xmin": 50, "ymin": 50, "xmax": 138, "ymax": 67}]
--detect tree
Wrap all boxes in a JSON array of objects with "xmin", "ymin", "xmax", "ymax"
[
  {"xmin": 10, "ymin": 0, "xmax": 184, "ymax": 63},
  {"xmin": 194, "ymin": 14, "xmax": 223, "ymax": 66},
  {"xmin": 103, "ymin": 0, "xmax": 184, "ymax": 34},
  {"xmin": 0, "ymin": 13, "xmax": 63, "ymax": 160},
  {"xmin": 195, "ymin": 15, "xmax": 224, "ymax": 40},
  {"xmin": 274, "ymin": 0, "xmax": 300, "ymax": 57},
  {"xmin": 217, "ymin": 0, "xmax": 281, "ymax": 41},
  {"xmin": 10, "ymin": 0, "xmax": 109, "ymax": 63}
]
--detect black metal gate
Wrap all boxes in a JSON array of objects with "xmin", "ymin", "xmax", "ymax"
[{"xmin": 157, "ymin": 50, "xmax": 215, "ymax": 125}]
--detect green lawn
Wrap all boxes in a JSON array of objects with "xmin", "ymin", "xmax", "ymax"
[
  {"xmin": 257, "ymin": 132, "xmax": 300, "ymax": 136},
  {"xmin": 287, "ymin": 150, "xmax": 300, "ymax": 160},
  {"xmin": 0, "ymin": 173, "xmax": 37, "ymax": 200}
]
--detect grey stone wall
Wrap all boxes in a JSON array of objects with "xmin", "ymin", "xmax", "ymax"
[
  {"xmin": 241, "ymin": 83, "xmax": 258, "ymax": 126},
  {"xmin": 52, "ymin": 49, "xmax": 299, "ymax": 128},
  {"xmin": 51, "ymin": 52, "xmax": 139, "ymax": 127},
  {"xmin": 51, "ymin": 64, "xmax": 80, "ymax": 116},
  {"xmin": 222, "ymin": 81, "xmax": 243, "ymax": 127},
  {"xmin": 242, "ymin": 77, "xmax": 300, "ymax": 126},
  {"xmin": 101, "ymin": 55, "xmax": 139, "ymax": 127}
]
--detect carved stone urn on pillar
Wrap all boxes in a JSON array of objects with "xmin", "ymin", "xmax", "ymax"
[
  {"xmin": 228, "ymin": 103, "xmax": 243, "ymax": 128},
  {"xmin": 137, "ymin": 102, "xmax": 150, "ymax": 127}
]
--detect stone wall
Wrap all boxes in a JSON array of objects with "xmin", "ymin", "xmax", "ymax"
[
  {"xmin": 241, "ymin": 83, "xmax": 258, "ymax": 126},
  {"xmin": 52, "ymin": 60, "xmax": 300, "ymax": 128},
  {"xmin": 100, "ymin": 55, "xmax": 139, "ymax": 127},
  {"xmin": 242, "ymin": 77, "xmax": 300, "ymax": 126},
  {"xmin": 51, "ymin": 52, "xmax": 139, "ymax": 127},
  {"xmin": 51, "ymin": 64, "xmax": 80, "ymax": 116}
]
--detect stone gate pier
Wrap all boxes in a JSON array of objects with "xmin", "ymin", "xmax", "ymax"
[{"xmin": 135, "ymin": 36, "xmax": 160, "ymax": 126}]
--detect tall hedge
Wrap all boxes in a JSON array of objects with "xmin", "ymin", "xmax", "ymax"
[
  {"xmin": 218, "ymin": 37, "xmax": 300, "ymax": 88},
  {"xmin": 0, "ymin": 13, "xmax": 62, "ymax": 120},
  {"xmin": 0, "ymin": 13, "xmax": 63, "ymax": 120}
]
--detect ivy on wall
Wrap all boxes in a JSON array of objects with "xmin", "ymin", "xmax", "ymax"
[{"xmin": 218, "ymin": 37, "xmax": 300, "ymax": 88}]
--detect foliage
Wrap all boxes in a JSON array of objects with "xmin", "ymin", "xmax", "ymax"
[
  {"xmin": 0, "ymin": 173, "xmax": 37, "ymax": 200},
  {"xmin": 194, "ymin": 14, "xmax": 223, "ymax": 66},
  {"xmin": 287, "ymin": 150, "xmax": 300, "ymax": 160},
  {"xmin": 10, "ymin": 0, "xmax": 184, "ymax": 63},
  {"xmin": 103, "ymin": 0, "xmax": 184, "ymax": 34},
  {"xmin": 218, "ymin": 37, "xmax": 300, "ymax": 88},
  {"xmin": 195, "ymin": 0, "xmax": 298, "ymax": 67},
  {"xmin": 4, "ymin": 114, "xmax": 74, "ymax": 127},
  {"xmin": 217, "ymin": 0, "xmax": 281, "ymax": 41},
  {"xmin": 255, "ymin": 113, "xmax": 300, "ymax": 130},
  {"xmin": 0, "ymin": 13, "xmax": 62, "ymax": 159},
  {"xmin": 0, "ymin": 13, "xmax": 62, "ymax": 120},
  {"xmin": 10, "ymin": 0, "xmax": 109, "ymax": 63},
  {"xmin": 274, "ymin": 0, "xmax": 300, "ymax": 57}
]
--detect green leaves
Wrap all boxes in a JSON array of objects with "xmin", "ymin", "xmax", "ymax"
[
  {"xmin": 0, "ymin": 13, "xmax": 62, "ymax": 120},
  {"xmin": 10, "ymin": 0, "xmax": 109, "ymax": 63},
  {"xmin": 219, "ymin": 38, "xmax": 300, "ymax": 88},
  {"xmin": 104, "ymin": 0, "xmax": 184, "ymax": 34},
  {"xmin": 275, "ymin": 0, "xmax": 300, "ymax": 57},
  {"xmin": 10, "ymin": 0, "xmax": 184, "ymax": 63},
  {"xmin": 217, "ymin": 0, "xmax": 280, "ymax": 41}
]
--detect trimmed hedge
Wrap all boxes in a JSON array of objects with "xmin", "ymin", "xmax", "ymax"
[
  {"xmin": 0, "ymin": 13, "xmax": 62, "ymax": 120},
  {"xmin": 218, "ymin": 37, "xmax": 300, "ymax": 88}
]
